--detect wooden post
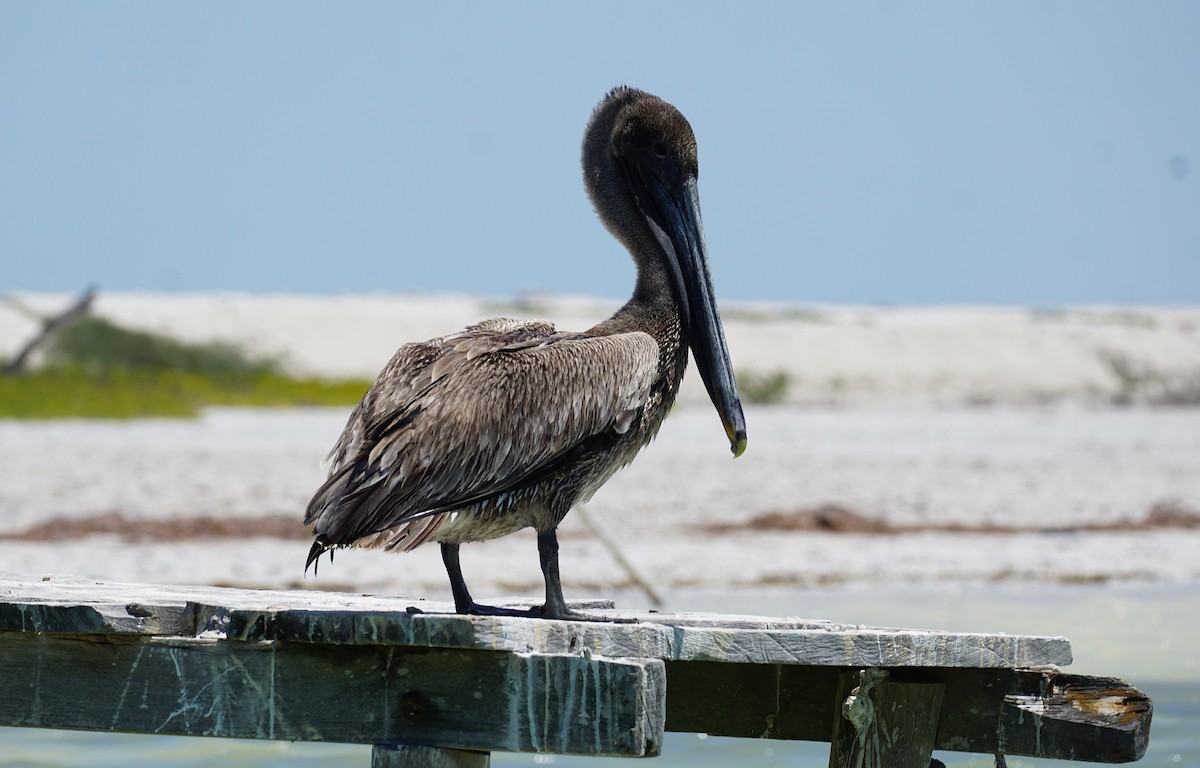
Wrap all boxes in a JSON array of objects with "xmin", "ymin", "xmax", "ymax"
[
  {"xmin": 371, "ymin": 744, "xmax": 490, "ymax": 768},
  {"xmin": 829, "ymin": 667, "xmax": 946, "ymax": 768}
]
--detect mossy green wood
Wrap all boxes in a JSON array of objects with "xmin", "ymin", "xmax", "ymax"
[{"xmin": 0, "ymin": 632, "xmax": 664, "ymax": 757}]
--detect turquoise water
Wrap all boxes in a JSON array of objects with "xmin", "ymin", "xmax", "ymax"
[{"xmin": 3, "ymin": 583, "xmax": 1196, "ymax": 767}]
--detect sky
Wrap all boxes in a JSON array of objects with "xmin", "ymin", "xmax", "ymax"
[{"xmin": 2, "ymin": 2, "xmax": 1198, "ymax": 305}]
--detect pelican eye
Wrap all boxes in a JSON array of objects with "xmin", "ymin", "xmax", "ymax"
[{"xmin": 652, "ymin": 140, "xmax": 668, "ymax": 158}]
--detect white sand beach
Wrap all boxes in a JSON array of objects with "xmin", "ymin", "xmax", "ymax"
[
  {"xmin": 4, "ymin": 291, "xmax": 1200, "ymax": 405},
  {"xmin": 1, "ymin": 292, "xmax": 1198, "ymax": 599}
]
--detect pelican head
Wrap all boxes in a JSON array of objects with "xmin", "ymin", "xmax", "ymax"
[{"xmin": 583, "ymin": 86, "xmax": 747, "ymax": 457}]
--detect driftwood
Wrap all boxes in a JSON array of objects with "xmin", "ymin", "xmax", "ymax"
[
  {"xmin": 0, "ymin": 577, "xmax": 1152, "ymax": 766},
  {"xmin": 574, "ymin": 503, "xmax": 664, "ymax": 608},
  {"xmin": 2, "ymin": 286, "xmax": 96, "ymax": 374}
]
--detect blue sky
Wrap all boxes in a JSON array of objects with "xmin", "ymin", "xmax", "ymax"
[{"xmin": 2, "ymin": 2, "xmax": 1197, "ymax": 304}]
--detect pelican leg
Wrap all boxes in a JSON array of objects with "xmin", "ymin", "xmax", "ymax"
[
  {"xmin": 440, "ymin": 542, "xmax": 532, "ymax": 618},
  {"xmin": 441, "ymin": 543, "xmax": 474, "ymax": 613},
  {"xmin": 535, "ymin": 529, "xmax": 633, "ymax": 623},
  {"xmin": 439, "ymin": 536, "xmax": 628, "ymax": 622},
  {"xmin": 536, "ymin": 528, "xmax": 572, "ymax": 618}
]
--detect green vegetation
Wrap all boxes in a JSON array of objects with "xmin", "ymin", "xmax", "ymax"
[
  {"xmin": 738, "ymin": 369, "xmax": 791, "ymax": 405},
  {"xmin": 479, "ymin": 297, "xmax": 551, "ymax": 317},
  {"xmin": 1098, "ymin": 348, "xmax": 1200, "ymax": 406},
  {"xmin": 44, "ymin": 316, "xmax": 280, "ymax": 376},
  {"xmin": 1, "ymin": 317, "xmax": 370, "ymax": 419},
  {"xmin": 0, "ymin": 369, "xmax": 370, "ymax": 419},
  {"xmin": 721, "ymin": 306, "xmax": 828, "ymax": 324}
]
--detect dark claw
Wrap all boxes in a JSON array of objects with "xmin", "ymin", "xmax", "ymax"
[
  {"xmin": 456, "ymin": 601, "xmax": 636, "ymax": 623},
  {"xmin": 528, "ymin": 605, "xmax": 638, "ymax": 624}
]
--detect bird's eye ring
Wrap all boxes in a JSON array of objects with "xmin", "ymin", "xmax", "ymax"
[{"xmin": 652, "ymin": 140, "xmax": 668, "ymax": 158}]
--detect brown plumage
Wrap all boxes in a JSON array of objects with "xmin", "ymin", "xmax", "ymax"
[{"xmin": 305, "ymin": 86, "xmax": 747, "ymax": 620}]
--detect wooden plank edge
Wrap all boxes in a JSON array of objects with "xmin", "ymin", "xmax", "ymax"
[
  {"xmin": 662, "ymin": 663, "xmax": 1150, "ymax": 763},
  {"xmin": 0, "ymin": 632, "xmax": 665, "ymax": 757},
  {"xmin": 224, "ymin": 607, "xmax": 1071, "ymax": 669},
  {"xmin": 0, "ymin": 580, "xmax": 1070, "ymax": 670}
]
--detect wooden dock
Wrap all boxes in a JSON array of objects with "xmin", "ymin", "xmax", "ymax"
[{"xmin": 0, "ymin": 577, "xmax": 1151, "ymax": 766}]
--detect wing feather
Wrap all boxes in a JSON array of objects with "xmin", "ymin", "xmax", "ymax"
[{"xmin": 305, "ymin": 319, "xmax": 658, "ymax": 551}]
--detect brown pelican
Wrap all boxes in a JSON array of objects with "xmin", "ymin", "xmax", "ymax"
[{"xmin": 305, "ymin": 86, "xmax": 747, "ymax": 620}]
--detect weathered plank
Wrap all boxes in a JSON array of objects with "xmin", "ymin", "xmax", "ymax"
[
  {"xmin": 664, "ymin": 660, "xmax": 839, "ymax": 740},
  {"xmin": 229, "ymin": 609, "xmax": 1071, "ymax": 669},
  {"xmin": 662, "ymin": 661, "xmax": 1151, "ymax": 762},
  {"xmin": 930, "ymin": 668, "xmax": 1152, "ymax": 762},
  {"xmin": 0, "ymin": 595, "xmax": 195, "ymax": 635},
  {"xmin": 0, "ymin": 577, "xmax": 1151, "ymax": 763},
  {"xmin": 828, "ymin": 668, "xmax": 945, "ymax": 768},
  {"xmin": 0, "ymin": 632, "xmax": 664, "ymax": 757},
  {"xmin": 0, "ymin": 578, "xmax": 1073, "ymax": 669}
]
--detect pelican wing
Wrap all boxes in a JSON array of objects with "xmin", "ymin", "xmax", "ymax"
[{"xmin": 305, "ymin": 318, "xmax": 659, "ymax": 549}]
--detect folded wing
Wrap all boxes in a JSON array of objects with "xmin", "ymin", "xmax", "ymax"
[{"xmin": 305, "ymin": 318, "xmax": 658, "ymax": 556}]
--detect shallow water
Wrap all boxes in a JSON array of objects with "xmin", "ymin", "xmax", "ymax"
[
  {"xmin": 2, "ymin": 582, "xmax": 1195, "ymax": 767},
  {"xmin": 4, "ymin": 406, "xmax": 1200, "ymax": 593}
]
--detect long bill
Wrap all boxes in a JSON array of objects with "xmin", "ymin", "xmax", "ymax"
[{"xmin": 640, "ymin": 174, "xmax": 748, "ymax": 457}]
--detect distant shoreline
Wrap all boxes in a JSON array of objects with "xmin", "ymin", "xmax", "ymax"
[{"xmin": 4, "ymin": 291, "xmax": 1198, "ymax": 407}]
